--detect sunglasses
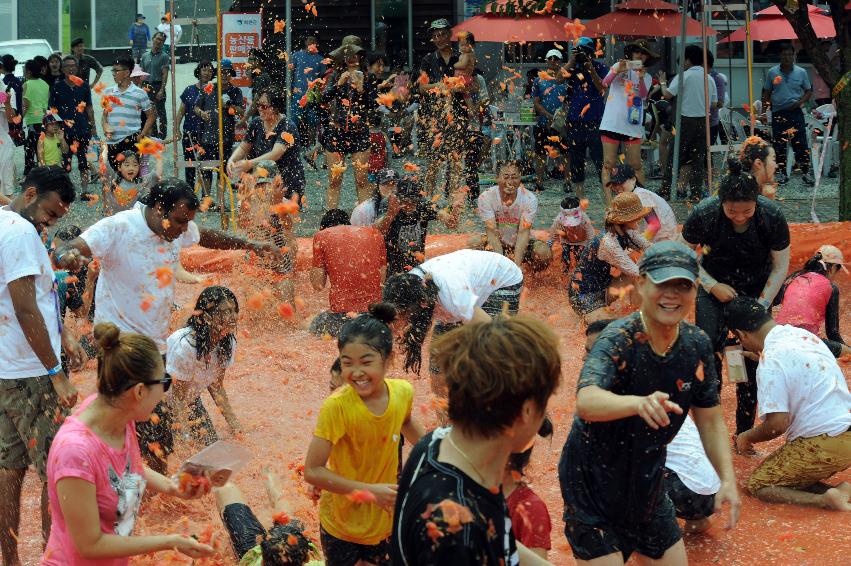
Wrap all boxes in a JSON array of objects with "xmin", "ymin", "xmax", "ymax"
[{"xmin": 123, "ymin": 375, "xmax": 172, "ymax": 393}]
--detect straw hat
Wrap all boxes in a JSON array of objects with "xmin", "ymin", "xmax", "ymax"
[
  {"xmin": 624, "ymin": 39, "xmax": 660, "ymax": 67},
  {"xmin": 329, "ymin": 35, "xmax": 365, "ymax": 61},
  {"xmin": 605, "ymin": 192, "xmax": 651, "ymax": 225}
]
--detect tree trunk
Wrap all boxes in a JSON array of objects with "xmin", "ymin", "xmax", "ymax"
[{"xmin": 838, "ymin": 88, "xmax": 851, "ymax": 221}]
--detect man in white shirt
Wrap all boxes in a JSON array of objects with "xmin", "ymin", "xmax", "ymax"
[
  {"xmin": 471, "ymin": 160, "xmax": 551, "ymax": 271},
  {"xmin": 157, "ymin": 16, "xmax": 183, "ymax": 48},
  {"xmin": 726, "ymin": 297, "xmax": 851, "ymax": 511},
  {"xmin": 658, "ymin": 45, "xmax": 718, "ymax": 202},
  {"xmin": 607, "ymin": 163, "xmax": 678, "ymax": 242},
  {"xmin": 0, "ymin": 166, "xmax": 85, "ymax": 565}
]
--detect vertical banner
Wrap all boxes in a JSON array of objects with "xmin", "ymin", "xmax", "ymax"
[{"xmin": 220, "ymin": 12, "xmax": 262, "ymax": 103}]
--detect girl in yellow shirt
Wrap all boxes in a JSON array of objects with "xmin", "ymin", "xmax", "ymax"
[{"xmin": 305, "ymin": 303, "xmax": 424, "ymax": 565}]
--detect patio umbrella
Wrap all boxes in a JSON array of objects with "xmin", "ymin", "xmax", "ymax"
[
  {"xmin": 718, "ymin": 5, "xmax": 836, "ymax": 42},
  {"xmin": 583, "ymin": 0, "xmax": 716, "ymax": 38},
  {"xmin": 451, "ymin": 13, "xmax": 575, "ymax": 42}
]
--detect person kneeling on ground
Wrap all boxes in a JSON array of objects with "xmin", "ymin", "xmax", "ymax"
[
  {"xmin": 471, "ymin": 160, "xmax": 552, "ymax": 271},
  {"xmin": 774, "ymin": 245, "xmax": 851, "ymax": 358},
  {"xmin": 585, "ymin": 319, "xmax": 721, "ymax": 534},
  {"xmin": 547, "ymin": 196, "xmax": 596, "ymax": 272},
  {"xmin": 726, "ymin": 297, "xmax": 851, "ymax": 511},
  {"xmin": 214, "ymin": 470, "xmax": 320, "ymax": 565},
  {"xmin": 391, "ymin": 315, "xmax": 561, "ymax": 565},
  {"xmin": 309, "ymin": 209, "xmax": 387, "ymax": 337},
  {"xmin": 567, "ymin": 191, "xmax": 651, "ymax": 323}
]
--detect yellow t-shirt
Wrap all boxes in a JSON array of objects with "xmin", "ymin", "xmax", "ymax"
[{"xmin": 314, "ymin": 378, "xmax": 413, "ymax": 545}]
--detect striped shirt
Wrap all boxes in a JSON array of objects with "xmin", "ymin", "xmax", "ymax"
[{"xmin": 103, "ymin": 83, "xmax": 151, "ymax": 144}]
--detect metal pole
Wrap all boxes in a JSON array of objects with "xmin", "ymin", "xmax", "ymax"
[
  {"xmin": 700, "ymin": 1, "xmax": 712, "ymax": 191},
  {"xmin": 216, "ymin": 0, "xmax": 226, "ymax": 229},
  {"xmin": 407, "ymin": 0, "xmax": 413, "ymax": 70},
  {"xmin": 669, "ymin": 0, "xmax": 689, "ymax": 196},
  {"xmin": 746, "ymin": 0, "xmax": 754, "ymax": 129},
  {"xmin": 170, "ymin": 0, "xmax": 178, "ymax": 176},
  {"xmin": 285, "ymin": 0, "xmax": 292, "ymax": 112}
]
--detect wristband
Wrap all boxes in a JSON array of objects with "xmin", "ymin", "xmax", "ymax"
[{"xmin": 46, "ymin": 363, "xmax": 63, "ymax": 376}]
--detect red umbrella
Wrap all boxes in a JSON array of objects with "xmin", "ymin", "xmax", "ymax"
[
  {"xmin": 718, "ymin": 12, "xmax": 835, "ymax": 43},
  {"xmin": 451, "ymin": 14, "xmax": 575, "ymax": 42},
  {"xmin": 583, "ymin": 0, "xmax": 716, "ymax": 38}
]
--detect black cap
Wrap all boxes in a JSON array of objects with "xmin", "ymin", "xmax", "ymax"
[
  {"xmin": 605, "ymin": 164, "xmax": 637, "ymax": 187},
  {"xmin": 376, "ymin": 168, "xmax": 399, "ymax": 185},
  {"xmin": 1, "ymin": 54, "xmax": 18, "ymax": 68},
  {"xmin": 638, "ymin": 241, "xmax": 699, "ymax": 284}
]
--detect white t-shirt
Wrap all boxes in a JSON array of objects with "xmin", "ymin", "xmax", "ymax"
[
  {"xmin": 600, "ymin": 69, "xmax": 652, "ymax": 139},
  {"xmin": 414, "ymin": 249, "xmax": 523, "ymax": 323},
  {"xmin": 350, "ymin": 199, "xmax": 378, "ymax": 227},
  {"xmin": 82, "ymin": 204, "xmax": 200, "ymax": 352},
  {"xmin": 757, "ymin": 325, "xmax": 851, "ymax": 442},
  {"xmin": 634, "ymin": 187, "xmax": 678, "ymax": 242},
  {"xmin": 0, "ymin": 208, "xmax": 62, "ymax": 379},
  {"xmin": 157, "ymin": 23, "xmax": 183, "ymax": 45},
  {"xmin": 166, "ymin": 327, "xmax": 235, "ymax": 396},
  {"xmin": 477, "ymin": 186, "xmax": 538, "ymax": 248},
  {"xmin": 665, "ymin": 415, "xmax": 721, "ymax": 496},
  {"xmin": 667, "ymin": 66, "xmax": 718, "ymax": 118}
]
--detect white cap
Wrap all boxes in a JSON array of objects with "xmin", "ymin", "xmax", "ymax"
[
  {"xmin": 817, "ymin": 244, "xmax": 848, "ymax": 273},
  {"xmin": 545, "ymin": 49, "xmax": 563, "ymax": 60}
]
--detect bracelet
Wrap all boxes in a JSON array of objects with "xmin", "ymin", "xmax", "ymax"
[{"xmin": 46, "ymin": 363, "xmax": 63, "ymax": 376}]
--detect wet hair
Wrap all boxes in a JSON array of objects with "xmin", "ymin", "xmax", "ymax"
[
  {"xmin": 338, "ymin": 303, "xmax": 397, "ymax": 359},
  {"xmin": 684, "ymin": 45, "xmax": 704, "ymax": 67},
  {"xmin": 114, "ymin": 54, "xmax": 135, "ymax": 71},
  {"xmin": 561, "ymin": 196, "xmax": 580, "ymax": 210},
  {"xmin": 319, "ymin": 208, "xmax": 350, "ymax": 230},
  {"xmin": 24, "ymin": 59, "xmax": 42, "ymax": 79},
  {"xmin": 257, "ymin": 86, "xmax": 288, "ymax": 114},
  {"xmin": 724, "ymin": 296, "xmax": 772, "ymax": 333},
  {"xmin": 194, "ymin": 60, "xmax": 215, "ymax": 79},
  {"xmin": 786, "ymin": 251, "xmax": 839, "ymax": 283},
  {"xmin": 24, "ymin": 166, "xmax": 76, "ymax": 204},
  {"xmin": 185, "ymin": 286, "xmax": 239, "ymax": 367},
  {"xmin": 260, "ymin": 520, "xmax": 312, "ymax": 565},
  {"xmin": 330, "ymin": 357, "xmax": 341, "ymax": 375},
  {"xmin": 738, "ymin": 136, "xmax": 771, "ymax": 173},
  {"xmin": 432, "ymin": 315, "xmax": 561, "ymax": 439},
  {"xmin": 366, "ymin": 51, "xmax": 386, "ymax": 68},
  {"xmin": 117, "ymin": 150, "xmax": 141, "ymax": 167},
  {"xmin": 585, "ymin": 318, "xmax": 616, "ymax": 336},
  {"xmin": 382, "ymin": 272, "xmax": 440, "ymax": 373},
  {"xmin": 507, "ymin": 415, "xmax": 554, "ymax": 475},
  {"xmin": 718, "ymin": 159, "xmax": 760, "ymax": 202},
  {"xmin": 71, "ymin": 37, "xmax": 85, "ymax": 48},
  {"xmin": 93, "ymin": 322, "xmax": 162, "ymax": 398},
  {"xmin": 496, "ymin": 160, "xmax": 521, "ymax": 174},
  {"xmin": 54, "ymin": 225, "xmax": 82, "ymax": 242},
  {"xmin": 140, "ymin": 177, "xmax": 200, "ymax": 215}
]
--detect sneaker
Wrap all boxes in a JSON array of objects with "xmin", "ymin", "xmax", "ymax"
[
  {"xmin": 563, "ymin": 183, "xmax": 574, "ymax": 195},
  {"xmin": 775, "ymin": 171, "xmax": 788, "ymax": 185},
  {"xmin": 827, "ymin": 165, "xmax": 838, "ymax": 179},
  {"xmin": 802, "ymin": 172, "xmax": 815, "ymax": 187}
]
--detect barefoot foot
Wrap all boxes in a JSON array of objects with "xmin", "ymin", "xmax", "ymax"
[{"xmin": 823, "ymin": 487, "xmax": 851, "ymax": 511}]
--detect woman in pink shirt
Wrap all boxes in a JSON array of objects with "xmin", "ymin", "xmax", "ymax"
[
  {"xmin": 43, "ymin": 323, "xmax": 214, "ymax": 565},
  {"xmin": 775, "ymin": 245, "xmax": 849, "ymax": 358}
]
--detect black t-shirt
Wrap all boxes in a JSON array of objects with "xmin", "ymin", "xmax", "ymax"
[
  {"xmin": 385, "ymin": 200, "xmax": 438, "ymax": 276},
  {"xmin": 417, "ymin": 49, "xmax": 463, "ymax": 118},
  {"xmin": 245, "ymin": 116, "xmax": 305, "ymax": 194},
  {"xmin": 196, "ymin": 83, "xmax": 244, "ymax": 147},
  {"xmin": 682, "ymin": 195, "xmax": 790, "ymax": 297},
  {"xmin": 320, "ymin": 70, "xmax": 377, "ymax": 134},
  {"xmin": 391, "ymin": 429, "xmax": 518, "ymax": 566},
  {"xmin": 559, "ymin": 313, "xmax": 719, "ymax": 528}
]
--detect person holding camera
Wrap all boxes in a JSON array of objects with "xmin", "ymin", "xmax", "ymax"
[
  {"xmin": 562, "ymin": 37, "xmax": 607, "ymax": 199},
  {"xmin": 599, "ymin": 40, "xmax": 656, "ymax": 204}
]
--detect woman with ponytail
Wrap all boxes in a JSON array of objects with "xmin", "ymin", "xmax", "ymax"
[
  {"xmin": 682, "ymin": 158, "xmax": 791, "ymax": 436},
  {"xmin": 304, "ymin": 303, "xmax": 424, "ymax": 565},
  {"xmin": 43, "ymin": 322, "xmax": 213, "ymax": 565},
  {"xmin": 776, "ymin": 246, "xmax": 850, "ymax": 358},
  {"xmin": 738, "ymin": 136, "xmax": 778, "ymax": 197}
]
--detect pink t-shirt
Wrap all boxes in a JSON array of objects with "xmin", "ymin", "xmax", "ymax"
[
  {"xmin": 775, "ymin": 272, "xmax": 833, "ymax": 335},
  {"xmin": 43, "ymin": 395, "xmax": 147, "ymax": 566}
]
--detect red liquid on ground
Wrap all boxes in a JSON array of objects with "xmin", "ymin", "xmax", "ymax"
[{"xmin": 16, "ymin": 234, "xmax": 851, "ymax": 565}]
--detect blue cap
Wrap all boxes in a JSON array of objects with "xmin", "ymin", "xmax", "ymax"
[
  {"xmin": 638, "ymin": 241, "xmax": 699, "ymax": 285},
  {"xmin": 576, "ymin": 37, "xmax": 594, "ymax": 51},
  {"xmin": 220, "ymin": 59, "xmax": 233, "ymax": 69}
]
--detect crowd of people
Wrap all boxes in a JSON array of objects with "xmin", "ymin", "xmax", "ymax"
[{"xmin": 0, "ymin": 14, "xmax": 849, "ymax": 566}]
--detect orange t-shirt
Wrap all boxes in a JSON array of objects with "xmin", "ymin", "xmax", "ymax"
[{"xmin": 312, "ymin": 225, "xmax": 386, "ymax": 313}]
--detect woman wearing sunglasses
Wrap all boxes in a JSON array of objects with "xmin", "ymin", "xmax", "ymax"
[{"xmin": 42, "ymin": 322, "xmax": 214, "ymax": 565}]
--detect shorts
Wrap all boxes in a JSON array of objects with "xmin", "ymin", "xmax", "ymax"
[
  {"xmin": 600, "ymin": 130, "xmax": 642, "ymax": 146},
  {"xmin": 568, "ymin": 288, "xmax": 607, "ymax": 317},
  {"xmin": 534, "ymin": 125, "xmax": 562, "ymax": 154},
  {"xmin": 663, "ymin": 467, "xmax": 716, "ymax": 521},
  {"xmin": 319, "ymin": 525, "xmax": 391, "ymax": 566},
  {"xmin": 564, "ymin": 496, "xmax": 682, "ymax": 561},
  {"xmin": 746, "ymin": 430, "xmax": 851, "ymax": 494},
  {"xmin": 222, "ymin": 502, "xmax": 267, "ymax": 559},
  {"xmin": 474, "ymin": 234, "xmax": 542, "ymax": 267},
  {"xmin": 309, "ymin": 311, "xmax": 360, "ymax": 338},
  {"xmin": 320, "ymin": 126, "xmax": 371, "ymax": 155},
  {"xmin": 0, "ymin": 375, "xmax": 68, "ymax": 481}
]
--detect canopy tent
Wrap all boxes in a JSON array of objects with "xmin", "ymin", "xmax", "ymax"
[
  {"xmin": 450, "ymin": 13, "xmax": 574, "ymax": 42},
  {"xmin": 718, "ymin": 4, "xmax": 835, "ymax": 42},
  {"xmin": 583, "ymin": 0, "xmax": 717, "ymax": 37}
]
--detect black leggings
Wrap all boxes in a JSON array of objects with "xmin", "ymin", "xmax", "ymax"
[{"xmin": 695, "ymin": 287, "xmax": 759, "ymax": 435}]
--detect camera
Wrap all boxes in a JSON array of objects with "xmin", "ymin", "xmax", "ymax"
[{"xmin": 573, "ymin": 48, "xmax": 589, "ymax": 66}]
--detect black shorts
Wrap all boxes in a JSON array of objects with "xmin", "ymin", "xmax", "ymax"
[
  {"xmin": 564, "ymin": 497, "xmax": 682, "ymax": 561},
  {"xmin": 480, "ymin": 280, "xmax": 523, "ymax": 318},
  {"xmin": 568, "ymin": 288, "xmax": 607, "ymax": 317},
  {"xmin": 222, "ymin": 502, "xmax": 267, "ymax": 559},
  {"xmin": 319, "ymin": 526, "xmax": 391, "ymax": 566},
  {"xmin": 534, "ymin": 125, "xmax": 562, "ymax": 154},
  {"xmin": 321, "ymin": 126, "xmax": 371, "ymax": 155},
  {"xmin": 663, "ymin": 467, "xmax": 716, "ymax": 521}
]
